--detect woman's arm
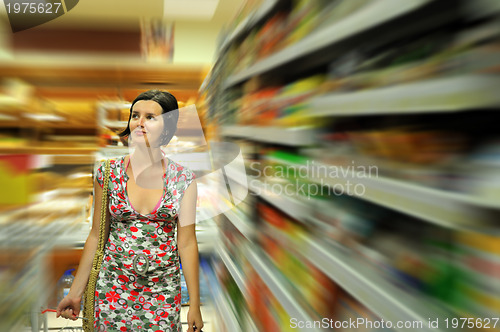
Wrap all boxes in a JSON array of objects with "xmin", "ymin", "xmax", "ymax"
[
  {"xmin": 56, "ymin": 176, "xmax": 111, "ymax": 320},
  {"xmin": 178, "ymin": 179, "xmax": 204, "ymax": 332}
]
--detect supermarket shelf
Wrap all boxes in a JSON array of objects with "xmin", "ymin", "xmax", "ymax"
[
  {"xmin": 103, "ymin": 120, "xmax": 128, "ymax": 128},
  {"xmin": 0, "ymin": 146, "xmax": 98, "ymax": 154},
  {"xmin": 217, "ymin": 0, "xmax": 280, "ymax": 55},
  {"xmin": 97, "ymin": 146, "xmax": 129, "ymax": 159},
  {"xmin": 50, "ymin": 154, "xmax": 96, "ymax": 165},
  {"xmin": 244, "ymin": 244, "xmax": 323, "ymax": 332},
  {"xmin": 308, "ymin": 162, "xmax": 500, "ymax": 233},
  {"xmin": 309, "ymin": 74, "xmax": 500, "ymax": 116},
  {"xmin": 266, "ymin": 225, "xmax": 454, "ymax": 332},
  {"xmin": 464, "ymin": 0, "xmax": 500, "ymax": 19},
  {"xmin": 224, "ymin": 0, "xmax": 433, "ymax": 88},
  {"xmin": 0, "ymin": 61, "xmax": 205, "ymax": 89},
  {"xmin": 247, "ymin": 178, "xmax": 312, "ymax": 222},
  {"xmin": 0, "ymin": 121, "xmax": 97, "ymax": 129},
  {"xmin": 200, "ymin": 0, "xmax": 280, "ymax": 92},
  {"xmin": 223, "ymin": 208, "xmax": 254, "ymax": 241},
  {"xmin": 203, "ymin": 263, "xmax": 242, "ymax": 332},
  {"xmin": 0, "ymin": 213, "xmax": 87, "ymax": 249},
  {"xmin": 242, "ymin": 310, "xmax": 260, "ymax": 332},
  {"xmin": 54, "ymin": 222, "xmax": 91, "ymax": 248},
  {"xmin": 195, "ymin": 218, "xmax": 219, "ymax": 247},
  {"xmin": 220, "ymin": 125, "xmax": 317, "ymax": 146},
  {"xmin": 216, "ymin": 242, "xmax": 248, "ymax": 298}
]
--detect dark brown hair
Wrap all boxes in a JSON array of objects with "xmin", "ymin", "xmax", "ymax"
[{"xmin": 119, "ymin": 90, "xmax": 179, "ymax": 146}]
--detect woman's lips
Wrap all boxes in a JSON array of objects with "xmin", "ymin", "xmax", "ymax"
[{"xmin": 135, "ymin": 131, "xmax": 147, "ymax": 136}]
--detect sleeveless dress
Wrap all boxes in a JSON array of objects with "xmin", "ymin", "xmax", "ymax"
[{"xmin": 93, "ymin": 156, "xmax": 195, "ymax": 331}]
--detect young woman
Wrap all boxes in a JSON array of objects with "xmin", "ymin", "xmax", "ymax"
[{"xmin": 56, "ymin": 90, "xmax": 203, "ymax": 332}]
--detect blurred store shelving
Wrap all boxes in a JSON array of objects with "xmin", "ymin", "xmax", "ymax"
[
  {"xmin": 0, "ymin": 42, "xmax": 212, "ymax": 332},
  {"xmin": 201, "ymin": 0, "xmax": 500, "ymax": 331}
]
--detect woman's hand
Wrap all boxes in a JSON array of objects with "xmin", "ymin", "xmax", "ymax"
[
  {"xmin": 56, "ymin": 293, "xmax": 81, "ymax": 321},
  {"xmin": 187, "ymin": 305, "xmax": 203, "ymax": 332}
]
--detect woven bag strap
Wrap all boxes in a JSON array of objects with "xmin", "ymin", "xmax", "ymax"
[
  {"xmin": 99, "ymin": 159, "xmax": 111, "ymax": 250},
  {"xmin": 92, "ymin": 159, "xmax": 110, "ymax": 269},
  {"xmin": 82, "ymin": 159, "xmax": 111, "ymax": 332}
]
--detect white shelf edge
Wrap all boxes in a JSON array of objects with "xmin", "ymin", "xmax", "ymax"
[
  {"xmin": 216, "ymin": 242, "xmax": 248, "ymax": 298},
  {"xmin": 102, "ymin": 120, "xmax": 128, "ymax": 128},
  {"xmin": 204, "ymin": 263, "xmax": 242, "ymax": 332},
  {"xmin": 303, "ymin": 161, "xmax": 500, "ymax": 233},
  {"xmin": 224, "ymin": 0, "xmax": 433, "ymax": 88},
  {"xmin": 220, "ymin": 125, "xmax": 317, "ymax": 146},
  {"xmin": 309, "ymin": 74, "xmax": 500, "ymax": 116},
  {"xmin": 223, "ymin": 208, "xmax": 254, "ymax": 241},
  {"xmin": 241, "ymin": 159, "xmax": 499, "ymax": 232},
  {"xmin": 243, "ymin": 309, "xmax": 260, "ymax": 332},
  {"xmin": 267, "ymin": 225, "xmax": 455, "ymax": 332},
  {"xmin": 217, "ymin": 0, "xmax": 280, "ymax": 56},
  {"xmin": 244, "ymin": 244, "xmax": 324, "ymax": 332}
]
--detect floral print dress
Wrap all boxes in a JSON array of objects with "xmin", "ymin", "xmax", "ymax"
[{"xmin": 94, "ymin": 156, "xmax": 195, "ymax": 331}]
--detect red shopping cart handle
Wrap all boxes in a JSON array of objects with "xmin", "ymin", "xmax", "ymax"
[
  {"xmin": 41, "ymin": 309, "xmax": 57, "ymax": 314},
  {"xmin": 41, "ymin": 308, "xmax": 87, "ymax": 320}
]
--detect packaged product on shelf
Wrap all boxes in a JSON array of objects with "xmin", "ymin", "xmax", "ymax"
[
  {"xmin": 358, "ymin": 230, "xmax": 420, "ymax": 291},
  {"xmin": 247, "ymin": 270, "xmax": 280, "ymax": 331},
  {"xmin": 258, "ymin": 201, "xmax": 341, "ymax": 320},
  {"xmin": 282, "ymin": 0, "xmax": 325, "ymax": 47},
  {"xmin": 454, "ymin": 231, "xmax": 500, "ymax": 318},
  {"xmin": 232, "ymin": 0, "xmax": 264, "ymax": 28},
  {"xmin": 252, "ymin": 87, "xmax": 281, "ymax": 126},
  {"xmin": 273, "ymin": 74, "xmax": 326, "ymax": 127},
  {"xmin": 0, "ymin": 154, "xmax": 34, "ymax": 206},
  {"xmin": 334, "ymin": 289, "xmax": 397, "ymax": 332},
  {"xmin": 308, "ymin": 200, "xmax": 345, "ymax": 246},
  {"xmin": 180, "ymin": 264, "xmax": 189, "ymax": 305},
  {"xmin": 236, "ymin": 29, "xmax": 259, "ymax": 72},
  {"xmin": 257, "ymin": 13, "xmax": 288, "ymax": 59},
  {"xmin": 310, "ymin": 195, "xmax": 377, "ymax": 249},
  {"xmin": 312, "ymin": 131, "xmax": 356, "ymax": 164},
  {"xmin": 351, "ymin": 217, "xmax": 465, "ymax": 305},
  {"xmin": 269, "ymin": 294, "xmax": 297, "ymax": 332},
  {"xmin": 248, "ymin": 261, "xmax": 304, "ymax": 332},
  {"xmin": 279, "ymin": 75, "xmax": 325, "ymax": 103},
  {"xmin": 57, "ymin": 268, "xmax": 75, "ymax": 304},
  {"xmin": 302, "ymin": 260, "xmax": 339, "ymax": 318},
  {"xmin": 198, "ymin": 265, "xmax": 210, "ymax": 305},
  {"xmin": 421, "ymin": 231, "xmax": 460, "ymax": 304}
]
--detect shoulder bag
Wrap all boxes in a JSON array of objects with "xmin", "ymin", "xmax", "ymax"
[{"xmin": 82, "ymin": 159, "xmax": 111, "ymax": 332}]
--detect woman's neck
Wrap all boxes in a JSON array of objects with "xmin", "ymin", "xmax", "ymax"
[
  {"xmin": 131, "ymin": 145, "xmax": 163, "ymax": 164},
  {"xmin": 129, "ymin": 146, "xmax": 165, "ymax": 178}
]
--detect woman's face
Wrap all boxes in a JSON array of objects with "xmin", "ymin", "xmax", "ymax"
[{"xmin": 129, "ymin": 100, "xmax": 164, "ymax": 147}]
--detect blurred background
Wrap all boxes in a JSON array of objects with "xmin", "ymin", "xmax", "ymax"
[{"xmin": 1, "ymin": 0, "xmax": 500, "ymax": 331}]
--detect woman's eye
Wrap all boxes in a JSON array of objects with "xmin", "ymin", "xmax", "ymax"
[
  {"xmin": 147, "ymin": 115, "xmax": 156, "ymax": 121},
  {"xmin": 131, "ymin": 114, "xmax": 139, "ymax": 119}
]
